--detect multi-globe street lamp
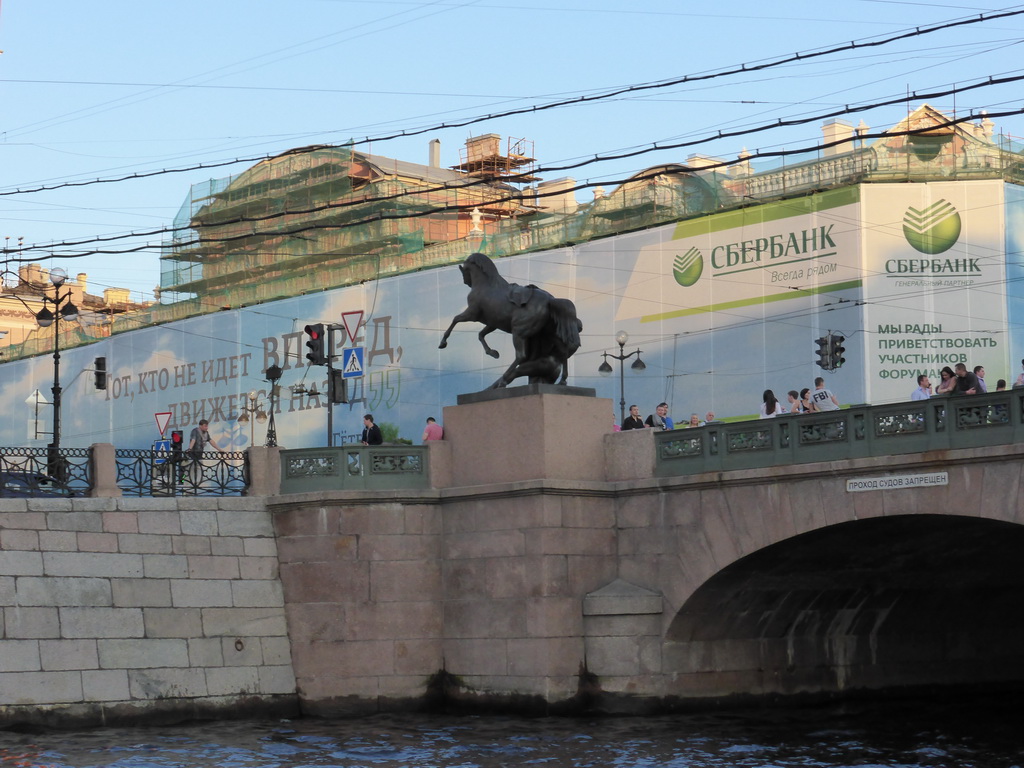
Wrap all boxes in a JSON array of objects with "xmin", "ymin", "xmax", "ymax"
[
  {"xmin": 598, "ymin": 330, "xmax": 646, "ymax": 425},
  {"xmin": 35, "ymin": 267, "xmax": 79, "ymax": 479},
  {"xmin": 237, "ymin": 363, "xmax": 283, "ymax": 448},
  {"xmin": 236, "ymin": 390, "xmax": 269, "ymax": 446}
]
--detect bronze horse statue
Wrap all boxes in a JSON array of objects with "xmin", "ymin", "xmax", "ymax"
[{"xmin": 438, "ymin": 253, "xmax": 583, "ymax": 388}]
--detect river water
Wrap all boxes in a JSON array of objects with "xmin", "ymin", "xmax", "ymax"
[{"xmin": 1, "ymin": 696, "xmax": 1022, "ymax": 768}]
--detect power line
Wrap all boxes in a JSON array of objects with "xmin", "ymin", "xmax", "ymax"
[
  {"xmin": 5, "ymin": 104, "xmax": 1022, "ymax": 260},
  {"xmin": 1, "ymin": 7, "xmax": 1018, "ymax": 201}
]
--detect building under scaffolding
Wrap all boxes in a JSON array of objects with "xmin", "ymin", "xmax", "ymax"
[{"xmin": 5, "ymin": 105, "xmax": 1024, "ymax": 361}]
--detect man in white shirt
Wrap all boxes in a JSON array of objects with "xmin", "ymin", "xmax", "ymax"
[
  {"xmin": 811, "ymin": 377, "xmax": 840, "ymax": 411},
  {"xmin": 910, "ymin": 374, "xmax": 932, "ymax": 401}
]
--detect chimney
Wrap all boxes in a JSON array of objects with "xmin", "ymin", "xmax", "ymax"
[
  {"xmin": 77, "ymin": 273, "xmax": 87, "ymax": 293},
  {"xmin": 821, "ymin": 120, "xmax": 855, "ymax": 157},
  {"xmin": 429, "ymin": 139, "xmax": 441, "ymax": 168}
]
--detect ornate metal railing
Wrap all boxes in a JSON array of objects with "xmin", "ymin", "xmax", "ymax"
[
  {"xmin": 114, "ymin": 449, "xmax": 248, "ymax": 497},
  {"xmin": 279, "ymin": 445, "xmax": 429, "ymax": 494},
  {"xmin": 0, "ymin": 447, "xmax": 92, "ymax": 497},
  {"xmin": 655, "ymin": 391, "xmax": 1024, "ymax": 478}
]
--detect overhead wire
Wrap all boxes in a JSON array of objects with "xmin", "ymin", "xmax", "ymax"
[
  {"xmin": 6, "ymin": 103, "xmax": 1024, "ymax": 261},
  {"xmin": 0, "ymin": 7, "xmax": 1019, "ymax": 200}
]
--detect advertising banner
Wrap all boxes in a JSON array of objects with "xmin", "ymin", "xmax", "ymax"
[
  {"xmin": 1, "ymin": 181, "xmax": 1018, "ymax": 452},
  {"xmin": 861, "ymin": 180, "xmax": 1007, "ymax": 402}
]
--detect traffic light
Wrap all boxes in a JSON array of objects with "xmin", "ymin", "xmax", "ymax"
[
  {"xmin": 94, "ymin": 357, "xmax": 107, "ymax": 390},
  {"xmin": 328, "ymin": 369, "xmax": 348, "ymax": 404},
  {"xmin": 815, "ymin": 336, "xmax": 830, "ymax": 370},
  {"xmin": 304, "ymin": 323, "xmax": 326, "ymax": 365},
  {"xmin": 170, "ymin": 430, "xmax": 183, "ymax": 462},
  {"xmin": 829, "ymin": 334, "xmax": 846, "ymax": 369}
]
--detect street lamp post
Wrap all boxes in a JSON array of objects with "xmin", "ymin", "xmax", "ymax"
[
  {"xmin": 264, "ymin": 365, "xmax": 282, "ymax": 447},
  {"xmin": 236, "ymin": 390, "xmax": 269, "ymax": 446},
  {"xmin": 35, "ymin": 267, "xmax": 79, "ymax": 480},
  {"xmin": 598, "ymin": 330, "xmax": 646, "ymax": 425}
]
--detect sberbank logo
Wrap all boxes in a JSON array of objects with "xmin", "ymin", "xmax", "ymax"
[
  {"xmin": 903, "ymin": 200, "xmax": 961, "ymax": 255},
  {"xmin": 673, "ymin": 247, "xmax": 704, "ymax": 286}
]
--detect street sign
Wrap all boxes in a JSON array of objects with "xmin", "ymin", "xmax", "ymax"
[
  {"xmin": 154, "ymin": 412, "xmax": 172, "ymax": 436},
  {"xmin": 152, "ymin": 439, "xmax": 171, "ymax": 465},
  {"xmin": 341, "ymin": 311, "xmax": 364, "ymax": 344},
  {"xmin": 342, "ymin": 346, "xmax": 365, "ymax": 378}
]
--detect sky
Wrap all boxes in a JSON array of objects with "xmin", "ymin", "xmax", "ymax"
[{"xmin": 3, "ymin": 0, "xmax": 1024, "ymax": 302}]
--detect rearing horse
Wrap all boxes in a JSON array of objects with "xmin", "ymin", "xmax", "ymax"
[{"xmin": 438, "ymin": 253, "xmax": 583, "ymax": 388}]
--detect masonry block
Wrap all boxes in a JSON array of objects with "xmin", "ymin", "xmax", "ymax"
[
  {"xmin": 206, "ymin": 666, "xmax": 260, "ymax": 696},
  {"xmin": 0, "ymin": 551, "xmax": 43, "ymax": 577},
  {"xmin": 17, "ymin": 577, "xmax": 111, "ymax": 607},
  {"xmin": 144, "ymin": 607, "xmax": 203, "ymax": 638},
  {"xmin": 45, "ymin": 511, "xmax": 102, "ymax": 532},
  {"xmin": 217, "ymin": 509, "xmax": 274, "ymax": 537},
  {"xmin": 40, "ymin": 639, "xmax": 98, "ymax": 671},
  {"xmin": 129, "ymin": 667, "xmax": 207, "ymax": 699},
  {"xmin": 0, "ymin": 670, "xmax": 82, "ymax": 705},
  {"xmin": 369, "ymin": 560, "xmax": 440, "ymax": 603},
  {"xmin": 393, "ymin": 638, "xmax": 442, "ymax": 676},
  {"xmin": 0, "ymin": 512, "xmax": 45, "ymax": 530},
  {"xmin": 506, "ymin": 637, "xmax": 583, "ymax": 677},
  {"xmin": 172, "ymin": 535, "xmax": 213, "ymax": 555},
  {"xmin": 170, "ymin": 580, "xmax": 233, "ymax": 608},
  {"xmin": 0, "ymin": 640, "xmax": 41, "ymax": 672},
  {"xmin": 295, "ymin": 639, "xmax": 395, "ymax": 677},
  {"xmin": 60, "ymin": 607, "xmax": 144, "ymax": 638},
  {"xmin": 4, "ymin": 607, "xmax": 59, "ymax": 639},
  {"xmin": 444, "ymin": 599, "xmax": 525, "ymax": 639},
  {"xmin": 138, "ymin": 510, "xmax": 181, "ymax": 535},
  {"xmin": 187, "ymin": 556, "xmax": 240, "ymax": 580},
  {"xmin": 188, "ymin": 637, "xmax": 224, "ymax": 667},
  {"xmin": 98, "ymin": 638, "xmax": 188, "ymax": 669},
  {"xmin": 1, "ymin": 529, "xmax": 40, "ymax": 551},
  {"xmin": 442, "ymin": 638, "xmax": 508, "ymax": 676},
  {"xmin": 220, "ymin": 636, "xmax": 263, "ymax": 667},
  {"xmin": 76, "ymin": 532, "xmax": 118, "ymax": 552},
  {"xmin": 210, "ymin": 537, "xmax": 244, "ymax": 556},
  {"xmin": 112, "ymin": 578, "xmax": 172, "ymax": 608},
  {"xmin": 37, "ymin": 531, "xmax": 77, "ymax": 552},
  {"xmin": 117, "ymin": 533, "xmax": 174, "ymax": 555},
  {"xmin": 82, "ymin": 669, "xmax": 130, "ymax": 701},
  {"xmin": 180, "ymin": 509, "xmax": 218, "ymax": 536},
  {"xmin": 142, "ymin": 554, "xmax": 189, "ymax": 578},
  {"xmin": 279, "ymin": 561, "xmax": 369, "ymax": 603},
  {"xmin": 102, "ymin": 511, "xmax": 138, "ymax": 534},
  {"xmin": 42, "ymin": 552, "xmax": 144, "ymax": 578}
]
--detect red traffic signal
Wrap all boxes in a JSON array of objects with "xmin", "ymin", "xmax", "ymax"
[{"xmin": 304, "ymin": 323, "xmax": 327, "ymax": 365}]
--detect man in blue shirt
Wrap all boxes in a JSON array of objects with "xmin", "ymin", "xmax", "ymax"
[{"xmin": 910, "ymin": 374, "xmax": 932, "ymax": 401}]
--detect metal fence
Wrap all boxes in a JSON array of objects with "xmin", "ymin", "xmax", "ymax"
[
  {"xmin": 655, "ymin": 391, "xmax": 1024, "ymax": 477},
  {"xmin": 0, "ymin": 446, "xmax": 92, "ymax": 497},
  {"xmin": 114, "ymin": 449, "xmax": 248, "ymax": 497}
]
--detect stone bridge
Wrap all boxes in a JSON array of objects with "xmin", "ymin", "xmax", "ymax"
[{"xmin": 274, "ymin": 389, "xmax": 1024, "ymax": 715}]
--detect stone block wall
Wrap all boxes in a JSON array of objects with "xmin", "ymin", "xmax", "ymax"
[{"xmin": 0, "ymin": 496, "xmax": 297, "ymax": 727}]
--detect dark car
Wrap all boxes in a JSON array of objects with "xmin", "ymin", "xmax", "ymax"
[{"xmin": 0, "ymin": 471, "xmax": 76, "ymax": 498}]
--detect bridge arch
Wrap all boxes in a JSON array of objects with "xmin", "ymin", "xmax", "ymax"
[{"xmin": 662, "ymin": 514, "xmax": 1024, "ymax": 698}]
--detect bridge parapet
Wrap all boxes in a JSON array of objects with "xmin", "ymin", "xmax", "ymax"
[
  {"xmin": 278, "ymin": 445, "xmax": 430, "ymax": 493},
  {"xmin": 655, "ymin": 390, "xmax": 1024, "ymax": 477}
]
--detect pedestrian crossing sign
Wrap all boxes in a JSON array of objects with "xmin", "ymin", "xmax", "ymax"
[{"xmin": 342, "ymin": 346, "xmax": 365, "ymax": 378}]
